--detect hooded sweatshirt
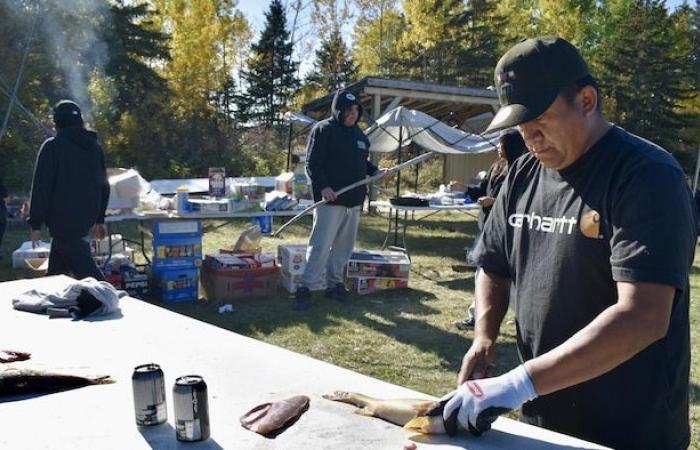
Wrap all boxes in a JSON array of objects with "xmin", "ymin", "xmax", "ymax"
[
  {"xmin": 28, "ymin": 127, "xmax": 110, "ymax": 239},
  {"xmin": 305, "ymin": 90, "xmax": 378, "ymax": 207}
]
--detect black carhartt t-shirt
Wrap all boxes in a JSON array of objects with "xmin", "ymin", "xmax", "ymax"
[{"xmin": 474, "ymin": 126, "xmax": 695, "ymax": 450}]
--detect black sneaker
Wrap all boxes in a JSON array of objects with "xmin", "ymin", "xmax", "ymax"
[
  {"xmin": 293, "ymin": 286, "xmax": 311, "ymax": 311},
  {"xmin": 453, "ymin": 317, "xmax": 475, "ymax": 331},
  {"xmin": 325, "ymin": 283, "xmax": 349, "ymax": 302}
]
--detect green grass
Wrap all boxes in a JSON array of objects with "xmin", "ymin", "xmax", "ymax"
[{"xmin": 1, "ymin": 212, "xmax": 697, "ymax": 447}]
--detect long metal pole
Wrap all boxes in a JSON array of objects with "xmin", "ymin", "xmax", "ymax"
[
  {"xmin": 272, "ymin": 152, "xmax": 435, "ymax": 237},
  {"xmin": 394, "ymin": 116, "xmax": 403, "ymax": 246},
  {"xmin": 286, "ymin": 123, "xmax": 294, "ymax": 172},
  {"xmin": 0, "ymin": 12, "xmax": 39, "ymax": 144},
  {"xmin": 0, "ymin": 80, "xmax": 52, "ymax": 136}
]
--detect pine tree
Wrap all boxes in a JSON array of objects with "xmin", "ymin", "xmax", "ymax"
[
  {"xmin": 102, "ymin": 1, "xmax": 170, "ymax": 111},
  {"xmin": 239, "ymin": 0, "xmax": 299, "ymax": 126},
  {"xmin": 596, "ymin": 0, "xmax": 694, "ymax": 153},
  {"xmin": 458, "ymin": 0, "xmax": 505, "ymax": 87},
  {"xmin": 305, "ymin": 29, "xmax": 357, "ymax": 95}
]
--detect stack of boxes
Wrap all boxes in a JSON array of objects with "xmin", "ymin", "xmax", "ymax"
[
  {"xmin": 277, "ymin": 244, "xmax": 307, "ymax": 293},
  {"xmin": 345, "ymin": 250, "xmax": 411, "ymax": 295},
  {"xmin": 275, "ymin": 171, "xmax": 311, "ymax": 201},
  {"xmin": 151, "ymin": 220, "xmax": 203, "ymax": 303},
  {"xmin": 200, "ymin": 253, "xmax": 278, "ymax": 302}
]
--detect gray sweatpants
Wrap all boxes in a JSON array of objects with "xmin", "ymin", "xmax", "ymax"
[{"xmin": 301, "ymin": 204, "xmax": 361, "ymax": 290}]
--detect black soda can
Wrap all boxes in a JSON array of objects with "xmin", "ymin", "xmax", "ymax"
[
  {"xmin": 132, "ymin": 363, "xmax": 167, "ymax": 426},
  {"xmin": 173, "ymin": 375, "xmax": 210, "ymax": 442}
]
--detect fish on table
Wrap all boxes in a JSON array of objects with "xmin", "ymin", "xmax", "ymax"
[
  {"xmin": 323, "ymin": 391, "xmax": 458, "ymax": 436},
  {"xmin": 0, "ymin": 350, "xmax": 31, "ymax": 363},
  {"xmin": 0, "ymin": 367, "xmax": 114, "ymax": 400}
]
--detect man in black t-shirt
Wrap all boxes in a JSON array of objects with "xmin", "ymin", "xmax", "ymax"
[{"xmin": 442, "ymin": 37, "xmax": 696, "ymax": 450}]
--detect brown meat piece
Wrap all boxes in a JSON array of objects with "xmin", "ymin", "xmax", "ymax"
[
  {"xmin": 0, "ymin": 351, "xmax": 31, "ymax": 363},
  {"xmin": 240, "ymin": 395, "xmax": 310, "ymax": 438}
]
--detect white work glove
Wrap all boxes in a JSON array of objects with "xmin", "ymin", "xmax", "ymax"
[{"xmin": 442, "ymin": 365, "xmax": 538, "ymax": 436}]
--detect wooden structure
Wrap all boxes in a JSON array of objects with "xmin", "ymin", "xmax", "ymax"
[{"xmin": 302, "ymin": 77, "xmax": 501, "ymax": 185}]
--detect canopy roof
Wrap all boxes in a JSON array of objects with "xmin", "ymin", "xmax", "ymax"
[
  {"xmin": 302, "ymin": 77, "xmax": 499, "ymax": 129},
  {"xmin": 366, "ymin": 107, "xmax": 499, "ymax": 154}
]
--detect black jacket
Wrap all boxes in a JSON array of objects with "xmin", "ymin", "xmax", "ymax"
[
  {"xmin": 305, "ymin": 90, "xmax": 378, "ymax": 207},
  {"xmin": 28, "ymin": 127, "xmax": 110, "ymax": 239},
  {"xmin": 466, "ymin": 131, "xmax": 527, "ymax": 230},
  {"xmin": 0, "ymin": 175, "xmax": 7, "ymax": 218}
]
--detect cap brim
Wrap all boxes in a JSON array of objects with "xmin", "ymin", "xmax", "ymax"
[{"xmin": 483, "ymin": 90, "xmax": 559, "ymax": 135}]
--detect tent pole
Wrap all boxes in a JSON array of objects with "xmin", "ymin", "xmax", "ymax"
[
  {"xmin": 394, "ymin": 116, "xmax": 403, "ymax": 246},
  {"xmin": 286, "ymin": 123, "xmax": 293, "ymax": 172}
]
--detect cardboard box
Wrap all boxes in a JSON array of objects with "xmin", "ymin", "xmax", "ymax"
[
  {"xmin": 152, "ymin": 236, "xmax": 202, "ymax": 270},
  {"xmin": 152, "ymin": 220, "xmax": 203, "ymax": 238},
  {"xmin": 188, "ymin": 198, "xmax": 230, "ymax": 213},
  {"xmin": 275, "ymin": 172, "xmax": 294, "ymax": 195},
  {"xmin": 152, "ymin": 267, "xmax": 199, "ymax": 303},
  {"xmin": 91, "ymin": 234, "xmax": 126, "ymax": 256},
  {"xmin": 347, "ymin": 277, "xmax": 409, "ymax": 295},
  {"xmin": 280, "ymin": 270, "xmax": 303, "ymax": 293},
  {"xmin": 12, "ymin": 241, "xmax": 51, "ymax": 269},
  {"xmin": 200, "ymin": 266, "xmax": 279, "ymax": 302},
  {"xmin": 123, "ymin": 269, "xmax": 150, "ymax": 299},
  {"xmin": 277, "ymin": 244, "xmax": 307, "ymax": 275},
  {"xmin": 346, "ymin": 250, "xmax": 411, "ymax": 280}
]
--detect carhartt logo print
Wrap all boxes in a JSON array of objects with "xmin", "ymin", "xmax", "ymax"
[
  {"xmin": 508, "ymin": 212, "xmax": 578, "ymax": 234},
  {"xmin": 580, "ymin": 209, "xmax": 603, "ymax": 239},
  {"xmin": 357, "ymin": 141, "xmax": 366, "ymax": 150}
]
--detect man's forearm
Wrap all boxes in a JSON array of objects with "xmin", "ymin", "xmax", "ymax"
[
  {"xmin": 525, "ymin": 282, "xmax": 674, "ymax": 396},
  {"xmin": 474, "ymin": 270, "xmax": 510, "ymax": 343}
]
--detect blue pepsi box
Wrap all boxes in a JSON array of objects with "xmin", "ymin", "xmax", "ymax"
[
  {"xmin": 251, "ymin": 216, "xmax": 273, "ymax": 235},
  {"xmin": 152, "ymin": 267, "xmax": 199, "ymax": 303}
]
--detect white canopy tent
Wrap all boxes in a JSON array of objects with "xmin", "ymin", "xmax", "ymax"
[
  {"xmin": 366, "ymin": 106, "xmax": 500, "ymax": 154},
  {"xmin": 274, "ymin": 108, "xmax": 503, "ymax": 237}
]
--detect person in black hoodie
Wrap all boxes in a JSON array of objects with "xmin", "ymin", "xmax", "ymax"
[
  {"xmin": 28, "ymin": 100, "xmax": 109, "ymax": 280},
  {"xmin": 294, "ymin": 90, "xmax": 386, "ymax": 310}
]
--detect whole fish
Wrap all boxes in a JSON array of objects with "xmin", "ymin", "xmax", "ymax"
[
  {"xmin": 240, "ymin": 395, "xmax": 310, "ymax": 438},
  {"xmin": 0, "ymin": 350, "xmax": 31, "ymax": 363},
  {"xmin": 0, "ymin": 368, "xmax": 114, "ymax": 398},
  {"xmin": 323, "ymin": 391, "xmax": 457, "ymax": 435}
]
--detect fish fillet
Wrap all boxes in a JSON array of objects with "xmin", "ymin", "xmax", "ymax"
[
  {"xmin": 240, "ymin": 395, "xmax": 310, "ymax": 438},
  {"xmin": 0, "ymin": 350, "xmax": 31, "ymax": 363}
]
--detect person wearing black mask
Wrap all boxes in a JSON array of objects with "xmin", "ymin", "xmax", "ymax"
[{"xmin": 28, "ymin": 100, "xmax": 109, "ymax": 280}]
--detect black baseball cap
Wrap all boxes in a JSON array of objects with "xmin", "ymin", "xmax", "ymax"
[
  {"xmin": 53, "ymin": 100, "xmax": 83, "ymax": 128},
  {"xmin": 484, "ymin": 37, "xmax": 590, "ymax": 134}
]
